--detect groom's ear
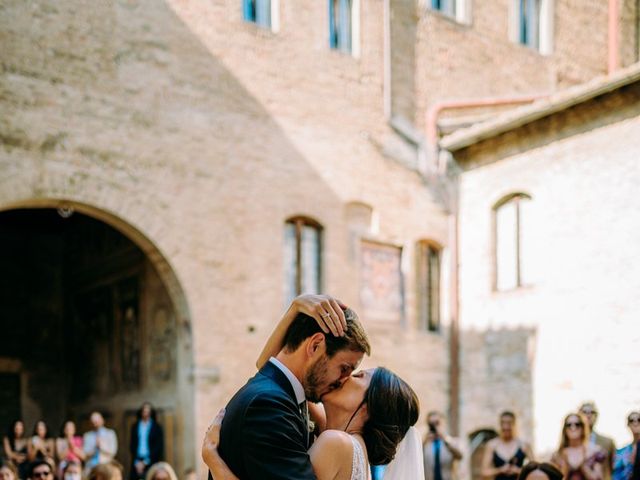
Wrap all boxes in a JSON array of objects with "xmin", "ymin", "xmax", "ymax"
[{"xmin": 305, "ymin": 332, "xmax": 326, "ymax": 359}]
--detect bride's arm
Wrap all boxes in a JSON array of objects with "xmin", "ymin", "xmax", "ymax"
[
  {"xmin": 308, "ymin": 402, "xmax": 327, "ymax": 433},
  {"xmin": 255, "ymin": 295, "xmax": 347, "ymax": 369},
  {"xmin": 201, "ymin": 410, "xmax": 238, "ymax": 480}
]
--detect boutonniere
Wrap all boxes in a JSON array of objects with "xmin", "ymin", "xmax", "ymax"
[{"xmin": 308, "ymin": 420, "xmax": 316, "ymax": 433}]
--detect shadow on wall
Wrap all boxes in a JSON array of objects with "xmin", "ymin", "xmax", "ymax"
[
  {"xmin": 460, "ymin": 326, "xmax": 537, "ymax": 479},
  {"xmin": 0, "ymin": 0, "xmax": 342, "ymax": 211},
  {"xmin": 0, "ymin": 0, "xmax": 347, "ymax": 475}
]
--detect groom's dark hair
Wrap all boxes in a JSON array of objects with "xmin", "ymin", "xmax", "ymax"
[{"xmin": 282, "ymin": 308, "xmax": 371, "ymax": 357}]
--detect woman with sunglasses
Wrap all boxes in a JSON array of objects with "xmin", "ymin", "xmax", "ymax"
[
  {"xmin": 612, "ymin": 411, "xmax": 640, "ymax": 480},
  {"xmin": 551, "ymin": 413, "xmax": 605, "ymax": 480}
]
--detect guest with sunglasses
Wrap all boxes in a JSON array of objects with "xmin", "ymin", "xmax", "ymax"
[
  {"xmin": 580, "ymin": 403, "xmax": 617, "ymax": 480},
  {"xmin": 612, "ymin": 411, "xmax": 640, "ymax": 480},
  {"xmin": 27, "ymin": 461, "xmax": 54, "ymax": 480},
  {"xmin": 551, "ymin": 413, "xmax": 605, "ymax": 480}
]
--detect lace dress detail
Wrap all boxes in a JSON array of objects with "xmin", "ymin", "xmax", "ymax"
[{"xmin": 350, "ymin": 435, "xmax": 369, "ymax": 480}]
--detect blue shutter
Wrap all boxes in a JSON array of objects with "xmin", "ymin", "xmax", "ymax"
[
  {"xmin": 519, "ymin": 0, "xmax": 527, "ymax": 44},
  {"xmin": 329, "ymin": 0, "xmax": 337, "ymax": 49},
  {"xmin": 243, "ymin": 0, "xmax": 255, "ymax": 22}
]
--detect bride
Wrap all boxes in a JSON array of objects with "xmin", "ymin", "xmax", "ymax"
[{"xmin": 202, "ymin": 297, "xmax": 425, "ymax": 480}]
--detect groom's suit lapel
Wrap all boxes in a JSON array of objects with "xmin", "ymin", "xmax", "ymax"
[
  {"xmin": 258, "ymin": 361, "xmax": 298, "ymax": 402},
  {"xmin": 258, "ymin": 361, "xmax": 311, "ymax": 448}
]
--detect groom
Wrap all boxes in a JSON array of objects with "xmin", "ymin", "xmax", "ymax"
[{"xmin": 216, "ymin": 295, "xmax": 371, "ymax": 479}]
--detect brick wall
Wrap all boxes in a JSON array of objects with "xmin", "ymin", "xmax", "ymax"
[{"xmin": 0, "ymin": 0, "xmax": 451, "ymax": 471}]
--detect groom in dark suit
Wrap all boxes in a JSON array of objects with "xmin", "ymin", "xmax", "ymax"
[{"xmin": 216, "ymin": 296, "xmax": 371, "ymax": 480}]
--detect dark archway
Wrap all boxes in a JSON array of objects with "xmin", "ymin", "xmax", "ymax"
[{"xmin": 0, "ymin": 207, "xmax": 193, "ymax": 476}]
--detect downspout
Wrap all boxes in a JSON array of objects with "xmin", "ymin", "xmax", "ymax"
[
  {"xmin": 426, "ymin": 94, "xmax": 548, "ymax": 173},
  {"xmin": 448, "ymin": 199, "xmax": 460, "ymax": 436},
  {"xmin": 608, "ymin": 0, "xmax": 620, "ymax": 74},
  {"xmin": 383, "ymin": 0, "xmax": 391, "ymax": 120}
]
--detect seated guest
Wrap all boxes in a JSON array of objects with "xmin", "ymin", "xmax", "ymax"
[
  {"xmin": 27, "ymin": 422, "xmax": 55, "ymax": 466},
  {"xmin": 89, "ymin": 462, "xmax": 123, "ymax": 480},
  {"xmin": 145, "ymin": 463, "xmax": 178, "ymax": 480},
  {"xmin": 83, "ymin": 412, "xmax": 118, "ymax": 476},
  {"xmin": 27, "ymin": 461, "xmax": 54, "ymax": 480},
  {"xmin": 3, "ymin": 421, "xmax": 28, "ymax": 480},
  {"xmin": 0, "ymin": 461, "xmax": 19, "ymax": 480},
  {"xmin": 56, "ymin": 421, "xmax": 85, "ymax": 478},
  {"xmin": 518, "ymin": 462, "xmax": 563, "ymax": 480},
  {"xmin": 61, "ymin": 462, "xmax": 82, "ymax": 480}
]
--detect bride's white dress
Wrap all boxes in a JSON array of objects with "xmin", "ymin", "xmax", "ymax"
[
  {"xmin": 350, "ymin": 436, "xmax": 370, "ymax": 480},
  {"xmin": 347, "ymin": 427, "xmax": 425, "ymax": 480}
]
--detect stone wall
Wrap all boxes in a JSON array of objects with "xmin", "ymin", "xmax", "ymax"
[{"xmin": 455, "ymin": 83, "xmax": 640, "ymax": 454}]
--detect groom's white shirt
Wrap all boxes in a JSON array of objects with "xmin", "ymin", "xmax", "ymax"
[{"xmin": 269, "ymin": 356, "xmax": 306, "ymax": 405}]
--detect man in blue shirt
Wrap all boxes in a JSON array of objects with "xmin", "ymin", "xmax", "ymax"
[{"xmin": 129, "ymin": 402, "xmax": 164, "ymax": 480}]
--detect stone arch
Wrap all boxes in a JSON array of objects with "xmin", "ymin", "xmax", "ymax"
[
  {"xmin": 0, "ymin": 193, "xmax": 196, "ymax": 475},
  {"xmin": 0, "ymin": 197, "xmax": 190, "ymax": 324}
]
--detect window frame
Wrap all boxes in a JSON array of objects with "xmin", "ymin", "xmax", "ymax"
[
  {"xmin": 284, "ymin": 216, "xmax": 323, "ymax": 302},
  {"xmin": 242, "ymin": 0, "xmax": 280, "ymax": 32},
  {"xmin": 416, "ymin": 240, "xmax": 442, "ymax": 333},
  {"xmin": 328, "ymin": 0, "xmax": 361, "ymax": 57},
  {"xmin": 425, "ymin": 0, "xmax": 472, "ymax": 25},
  {"xmin": 492, "ymin": 193, "xmax": 532, "ymax": 292},
  {"xmin": 509, "ymin": 0, "xmax": 554, "ymax": 54}
]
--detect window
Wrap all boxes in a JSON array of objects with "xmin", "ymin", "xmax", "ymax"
[
  {"xmin": 417, "ymin": 241, "xmax": 441, "ymax": 332},
  {"xmin": 494, "ymin": 193, "xmax": 531, "ymax": 291},
  {"xmin": 243, "ymin": 0, "xmax": 278, "ymax": 30},
  {"xmin": 519, "ymin": 0, "xmax": 541, "ymax": 49},
  {"xmin": 426, "ymin": 0, "xmax": 472, "ymax": 24},
  {"xmin": 510, "ymin": 0, "xmax": 553, "ymax": 54},
  {"xmin": 284, "ymin": 217, "xmax": 322, "ymax": 304},
  {"xmin": 329, "ymin": 0, "xmax": 360, "ymax": 56},
  {"xmin": 429, "ymin": 0, "xmax": 456, "ymax": 18}
]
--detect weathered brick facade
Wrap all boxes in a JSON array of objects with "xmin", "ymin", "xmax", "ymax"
[{"xmin": 1, "ymin": 0, "xmax": 638, "ymax": 474}]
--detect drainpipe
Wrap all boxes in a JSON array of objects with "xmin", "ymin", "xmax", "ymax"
[
  {"xmin": 448, "ymin": 205, "xmax": 460, "ymax": 436},
  {"xmin": 608, "ymin": 0, "xmax": 620, "ymax": 74},
  {"xmin": 383, "ymin": 0, "xmax": 391, "ymax": 120},
  {"xmin": 426, "ymin": 94, "xmax": 548, "ymax": 173}
]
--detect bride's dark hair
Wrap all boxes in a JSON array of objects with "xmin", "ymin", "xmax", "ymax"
[{"xmin": 361, "ymin": 367, "xmax": 420, "ymax": 465}]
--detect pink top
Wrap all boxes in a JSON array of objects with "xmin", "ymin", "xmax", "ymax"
[{"xmin": 58, "ymin": 436, "xmax": 83, "ymax": 462}]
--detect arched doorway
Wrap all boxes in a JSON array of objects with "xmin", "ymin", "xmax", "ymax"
[
  {"xmin": 0, "ymin": 205, "xmax": 194, "ymax": 476},
  {"xmin": 468, "ymin": 428, "xmax": 498, "ymax": 480}
]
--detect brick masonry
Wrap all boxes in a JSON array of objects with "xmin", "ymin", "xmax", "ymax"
[{"xmin": 1, "ymin": 0, "xmax": 638, "ymax": 473}]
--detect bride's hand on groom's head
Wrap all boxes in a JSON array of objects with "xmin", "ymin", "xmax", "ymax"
[{"xmin": 293, "ymin": 294, "xmax": 348, "ymax": 337}]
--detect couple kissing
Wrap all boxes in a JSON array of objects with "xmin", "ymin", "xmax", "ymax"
[{"xmin": 202, "ymin": 294, "xmax": 424, "ymax": 480}]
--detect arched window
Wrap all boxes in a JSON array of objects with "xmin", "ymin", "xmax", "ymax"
[
  {"xmin": 493, "ymin": 193, "xmax": 532, "ymax": 291},
  {"xmin": 284, "ymin": 217, "xmax": 323, "ymax": 304},
  {"xmin": 416, "ymin": 240, "xmax": 441, "ymax": 332}
]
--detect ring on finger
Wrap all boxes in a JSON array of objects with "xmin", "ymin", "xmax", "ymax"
[{"xmin": 321, "ymin": 312, "xmax": 331, "ymax": 318}]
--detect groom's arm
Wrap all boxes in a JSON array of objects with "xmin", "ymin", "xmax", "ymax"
[{"xmin": 242, "ymin": 395, "xmax": 317, "ymax": 480}]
